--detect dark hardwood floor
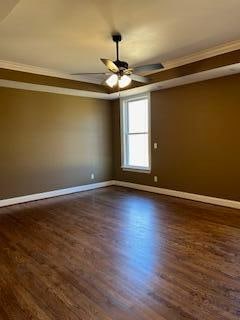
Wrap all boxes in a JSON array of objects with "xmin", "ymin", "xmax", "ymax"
[{"xmin": 0, "ymin": 186, "xmax": 240, "ymax": 320}]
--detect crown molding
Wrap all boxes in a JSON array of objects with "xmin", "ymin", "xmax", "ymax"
[
  {"xmin": 0, "ymin": 79, "xmax": 111, "ymax": 99},
  {"xmin": 0, "ymin": 60, "xmax": 101, "ymax": 84},
  {"xmin": 111, "ymin": 63, "xmax": 240, "ymax": 99},
  {"xmin": 1, "ymin": 63, "xmax": 239, "ymax": 100},
  {"xmin": 1, "ymin": 40, "xmax": 240, "ymax": 84},
  {"xmin": 152, "ymin": 40, "xmax": 240, "ymax": 72}
]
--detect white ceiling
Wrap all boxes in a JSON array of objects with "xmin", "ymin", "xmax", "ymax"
[{"xmin": 0, "ymin": 0, "xmax": 240, "ymax": 75}]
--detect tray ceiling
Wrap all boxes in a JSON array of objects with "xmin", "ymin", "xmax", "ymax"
[{"xmin": 0, "ymin": 0, "xmax": 240, "ymax": 76}]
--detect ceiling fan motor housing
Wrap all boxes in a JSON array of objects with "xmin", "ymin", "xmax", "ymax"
[
  {"xmin": 114, "ymin": 60, "xmax": 129, "ymax": 73},
  {"xmin": 112, "ymin": 34, "xmax": 122, "ymax": 42}
]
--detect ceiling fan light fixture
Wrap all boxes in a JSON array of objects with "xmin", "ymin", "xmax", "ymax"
[
  {"xmin": 118, "ymin": 75, "xmax": 132, "ymax": 88},
  {"xmin": 105, "ymin": 74, "xmax": 118, "ymax": 87},
  {"xmin": 73, "ymin": 33, "xmax": 163, "ymax": 88}
]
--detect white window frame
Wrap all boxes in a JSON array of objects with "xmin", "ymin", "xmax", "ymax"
[{"xmin": 120, "ymin": 92, "xmax": 151, "ymax": 173}]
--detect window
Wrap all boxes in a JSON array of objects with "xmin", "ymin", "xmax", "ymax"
[{"xmin": 121, "ymin": 93, "xmax": 151, "ymax": 172}]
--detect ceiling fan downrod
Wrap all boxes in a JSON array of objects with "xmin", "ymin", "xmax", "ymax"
[
  {"xmin": 112, "ymin": 33, "xmax": 128, "ymax": 73},
  {"xmin": 112, "ymin": 33, "xmax": 121, "ymax": 61}
]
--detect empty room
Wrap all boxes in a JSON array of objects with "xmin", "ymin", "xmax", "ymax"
[{"xmin": 0, "ymin": 1, "xmax": 240, "ymax": 319}]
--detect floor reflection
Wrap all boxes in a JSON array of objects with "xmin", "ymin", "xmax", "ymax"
[{"xmin": 115, "ymin": 195, "xmax": 162, "ymax": 293}]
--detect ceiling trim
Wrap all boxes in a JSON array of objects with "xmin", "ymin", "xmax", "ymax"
[
  {"xmin": 0, "ymin": 79, "xmax": 111, "ymax": 99},
  {"xmin": 1, "ymin": 63, "xmax": 239, "ymax": 100},
  {"xmin": 110, "ymin": 63, "xmax": 240, "ymax": 99},
  {"xmin": 0, "ymin": 40, "xmax": 239, "ymax": 83},
  {"xmin": 0, "ymin": 67, "xmax": 108, "ymax": 93},
  {"xmin": 161, "ymin": 39, "xmax": 240, "ymax": 71},
  {"xmin": 0, "ymin": 60, "xmax": 101, "ymax": 84}
]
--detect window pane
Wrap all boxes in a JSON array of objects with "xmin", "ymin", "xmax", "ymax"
[
  {"xmin": 128, "ymin": 134, "xmax": 149, "ymax": 168},
  {"xmin": 128, "ymin": 99, "xmax": 148, "ymax": 133}
]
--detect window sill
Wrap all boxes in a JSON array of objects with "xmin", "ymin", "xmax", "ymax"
[{"xmin": 121, "ymin": 166, "xmax": 151, "ymax": 174}]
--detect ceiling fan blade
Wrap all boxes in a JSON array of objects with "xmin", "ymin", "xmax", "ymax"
[
  {"xmin": 123, "ymin": 68, "xmax": 133, "ymax": 75},
  {"xmin": 100, "ymin": 58, "xmax": 119, "ymax": 73},
  {"xmin": 130, "ymin": 74, "xmax": 149, "ymax": 83},
  {"xmin": 134, "ymin": 63, "xmax": 164, "ymax": 74},
  {"xmin": 71, "ymin": 72, "xmax": 106, "ymax": 75}
]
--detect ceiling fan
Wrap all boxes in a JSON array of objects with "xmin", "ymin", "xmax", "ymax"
[{"xmin": 73, "ymin": 33, "xmax": 164, "ymax": 89}]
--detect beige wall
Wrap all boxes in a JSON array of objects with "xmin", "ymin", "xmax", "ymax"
[
  {"xmin": 0, "ymin": 87, "xmax": 113, "ymax": 199},
  {"xmin": 1, "ymin": 73, "xmax": 240, "ymax": 202},
  {"xmin": 113, "ymin": 74, "xmax": 240, "ymax": 201}
]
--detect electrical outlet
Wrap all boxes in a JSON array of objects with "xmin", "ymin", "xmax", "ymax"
[
  {"xmin": 91, "ymin": 173, "xmax": 95, "ymax": 180},
  {"xmin": 154, "ymin": 176, "xmax": 158, "ymax": 183},
  {"xmin": 154, "ymin": 142, "xmax": 158, "ymax": 149}
]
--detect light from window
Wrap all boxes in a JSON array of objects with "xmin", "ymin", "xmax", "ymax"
[{"xmin": 121, "ymin": 94, "xmax": 150, "ymax": 171}]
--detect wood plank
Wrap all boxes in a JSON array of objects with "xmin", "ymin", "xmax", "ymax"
[{"xmin": 0, "ymin": 186, "xmax": 240, "ymax": 319}]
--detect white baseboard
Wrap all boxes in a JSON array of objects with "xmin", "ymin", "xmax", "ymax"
[
  {"xmin": 0, "ymin": 181, "xmax": 114, "ymax": 208},
  {"xmin": 0, "ymin": 180, "xmax": 239, "ymax": 210},
  {"xmin": 113, "ymin": 181, "xmax": 240, "ymax": 210}
]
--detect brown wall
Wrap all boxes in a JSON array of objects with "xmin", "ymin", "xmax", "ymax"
[
  {"xmin": 1, "ymin": 73, "xmax": 240, "ymax": 201},
  {"xmin": 0, "ymin": 87, "xmax": 113, "ymax": 199},
  {"xmin": 0, "ymin": 68, "xmax": 108, "ymax": 93},
  {"xmin": 113, "ymin": 74, "xmax": 240, "ymax": 201}
]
